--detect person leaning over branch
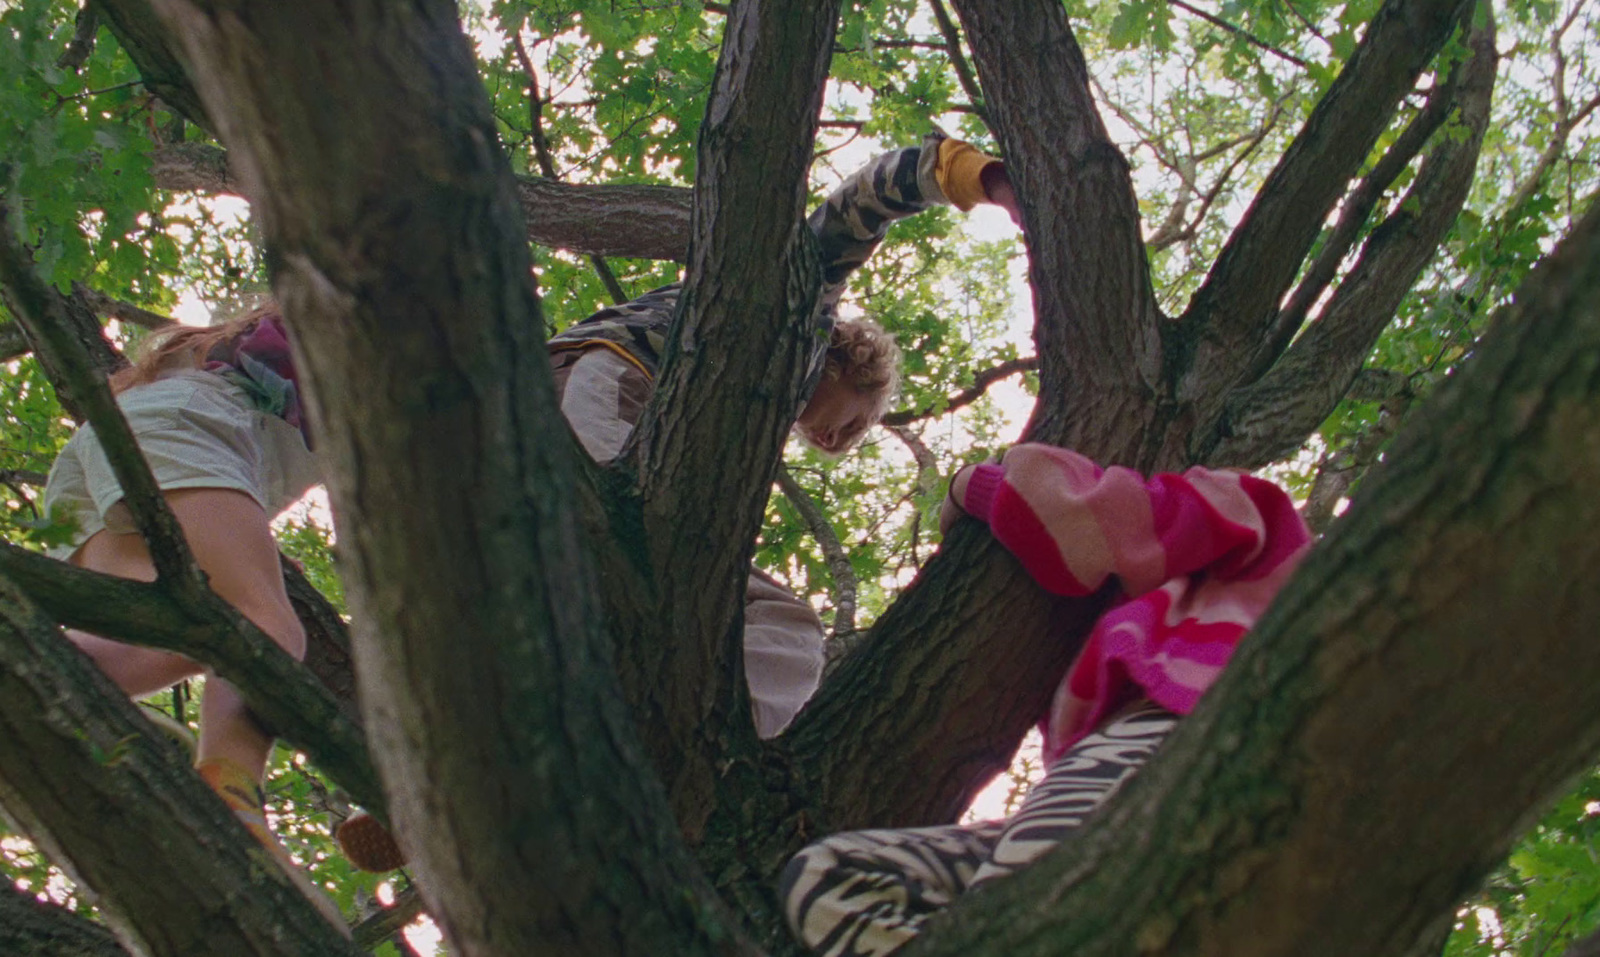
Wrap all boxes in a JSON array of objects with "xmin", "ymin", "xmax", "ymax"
[
  {"xmin": 545, "ymin": 130, "xmax": 1016, "ymax": 734},
  {"xmin": 335, "ymin": 132, "xmax": 1019, "ymax": 874},
  {"xmin": 779, "ymin": 443, "xmax": 1312, "ymax": 957},
  {"xmin": 41, "ymin": 302, "xmax": 344, "ymax": 928}
]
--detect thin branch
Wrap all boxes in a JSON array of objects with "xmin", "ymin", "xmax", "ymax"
[
  {"xmin": 1167, "ymin": 0, "xmax": 1310, "ymax": 69},
  {"xmin": 511, "ymin": 30, "xmax": 627, "ymax": 304},
  {"xmin": 776, "ymin": 464, "xmax": 857, "ymax": 640},
  {"xmin": 928, "ymin": 0, "xmax": 991, "ymax": 128},
  {"xmin": 350, "ymin": 887, "xmax": 426, "ymax": 950},
  {"xmin": 74, "ymin": 284, "xmax": 175, "ymax": 331},
  {"xmin": 880, "ymin": 355, "xmax": 1038, "ymax": 426},
  {"xmin": 0, "ymin": 469, "xmax": 48, "ymax": 487}
]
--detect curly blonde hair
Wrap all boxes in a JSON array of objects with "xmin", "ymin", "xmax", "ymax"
[
  {"xmin": 822, "ymin": 317, "xmax": 900, "ymax": 401},
  {"xmin": 805, "ymin": 317, "xmax": 901, "ymax": 452}
]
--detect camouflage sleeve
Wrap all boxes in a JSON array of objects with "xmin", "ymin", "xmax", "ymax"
[{"xmin": 807, "ymin": 132, "xmax": 951, "ymax": 311}]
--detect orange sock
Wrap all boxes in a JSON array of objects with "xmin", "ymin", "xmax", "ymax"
[
  {"xmin": 336, "ymin": 811, "xmax": 407, "ymax": 872},
  {"xmin": 195, "ymin": 757, "xmax": 278, "ymax": 849},
  {"xmin": 195, "ymin": 758, "xmax": 348, "ymax": 933}
]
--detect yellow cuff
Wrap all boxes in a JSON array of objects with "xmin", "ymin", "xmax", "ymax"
[{"xmin": 935, "ymin": 138, "xmax": 1001, "ymax": 211}]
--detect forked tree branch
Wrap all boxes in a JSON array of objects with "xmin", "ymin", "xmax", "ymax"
[
  {"xmin": 1179, "ymin": 0, "xmax": 1476, "ymax": 409},
  {"xmin": 1204, "ymin": 5, "xmax": 1494, "ymax": 468}
]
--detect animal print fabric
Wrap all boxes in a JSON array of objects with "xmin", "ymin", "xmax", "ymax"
[{"xmin": 779, "ymin": 701, "xmax": 1175, "ymax": 956}]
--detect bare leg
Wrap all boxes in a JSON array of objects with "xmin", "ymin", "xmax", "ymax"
[{"xmin": 68, "ymin": 488, "xmax": 306, "ymax": 779}]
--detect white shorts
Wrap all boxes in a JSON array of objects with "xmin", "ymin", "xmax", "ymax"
[{"xmin": 42, "ymin": 370, "xmax": 321, "ymax": 560}]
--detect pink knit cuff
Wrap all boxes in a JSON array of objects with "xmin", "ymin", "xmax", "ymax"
[{"xmin": 960, "ymin": 463, "xmax": 1008, "ymax": 522}]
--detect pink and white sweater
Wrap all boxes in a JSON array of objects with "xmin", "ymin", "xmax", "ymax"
[{"xmin": 953, "ymin": 444, "xmax": 1312, "ymax": 761}]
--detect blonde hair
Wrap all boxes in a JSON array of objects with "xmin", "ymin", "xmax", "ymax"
[
  {"xmin": 109, "ymin": 302, "xmax": 281, "ymax": 394},
  {"xmin": 822, "ymin": 317, "xmax": 900, "ymax": 398},
  {"xmin": 813, "ymin": 317, "xmax": 901, "ymax": 451}
]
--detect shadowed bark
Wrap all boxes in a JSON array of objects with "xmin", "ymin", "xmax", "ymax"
[
  {"xmin": 136, "ymin": 0, "xmax": 760, "ymax": 953},
  {"xmin": 150, "ymin": 141, "xmax": 696, "ymax": 261},
  {"xmin": 900, "ymin": 189, "xmax": 1600, "ymax": 957},
  {"xmin": 0, "ymin": 883, "xmax": 129, "ymax": 957},
  {"xmin": 0, "ymin": 574, "xmax": 360, "ymax": 956}
]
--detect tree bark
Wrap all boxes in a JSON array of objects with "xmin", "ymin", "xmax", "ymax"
[
  {"xmin": 623, "ymin": 0, "xmax": 843, "ymax": 833},
  {"xmin": 149, "ymin": 141, "xmax": 696, "ymax": 261},
  {"xmin": 1179, "ymin": 0, "xmax": 1476, "ymax": 414},
  {"xmin": 0, "ymin": 883, "xmax": 129, "ymax": 957},
  {"xmin": 902, "ymin": 193, "xmax": 1600, "ymax": 957},
  {"xmin": 0, "ymin": 574, "xmax": 360, "ymax": 956},
  {"xmin": 133, "ymin": 0, "xmax": 757, "ymax": 953},
  {"xmin": 951, "ymin": 0, "xmax": 1163, "ymax": 465}
]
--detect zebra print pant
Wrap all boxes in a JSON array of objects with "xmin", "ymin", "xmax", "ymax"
[{"xmin": 778, "ymin": 701, "xmax": 1176, "ymax": 957}]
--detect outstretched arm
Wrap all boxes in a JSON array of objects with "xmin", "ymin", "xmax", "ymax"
[
  {"xmin": 942, "ymin": 443, "xmax": 1309, "ymax": 597},
  {"xmin": 809, "ymin": 134, "xmax": 1012, "ymax": 309}
]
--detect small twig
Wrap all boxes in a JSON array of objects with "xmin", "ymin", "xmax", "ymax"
[
  {"xmin": 350, "ymin": 887, "xmax": 426, "ymax": 950},
  {"xmin": 928, "ymin": 0, "xmax": 991, "ymax": 128},
  {"xmin": 512, "ymin": 30, "xmax": 628, "ymax": 305},
  {"xmin": 55, "ymin": 5, "xmax": 99, "ymax": 73},
  {"xmin": 881, "ymin": 356, "xmax": 1038, "ymax": 426},
  {"xmin": 1167, "ymin": 0, "xmax": 1309, "ymax": 69},
  {"xmin": 776, "ymin": 464, "xmax": 857, "ymax": 640}
]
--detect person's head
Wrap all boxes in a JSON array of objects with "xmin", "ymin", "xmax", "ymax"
[
  {"xmin": 796, "ymin": 318, "xmax": 901, "ymax": 455},
  {"xmin": 109, "ymin": 300, "xmax": 281, "ymax": 395}
]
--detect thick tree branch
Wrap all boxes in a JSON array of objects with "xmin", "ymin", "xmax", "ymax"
[
  {"xmin": 0, "ymin": 574, "xmax": 360, "ymax": 955},
  {"xmin": 1179, "ymin": 0, "xmax": 1476, "ymax": 407},
  {"xmin": 57, "ymin": 5, "xmax": 100, "ymax": 72},
  {"xmin": 0, "ymin": 882, "xmax": 129, "ymax": 957},
  {"xmin": 132, "ymin": 1, "xmax": 757, "ymax": 953},
  {"xmin": 0, "ymin": 542, "xmax": 382, "ymax": 813},
  {"xmin": 149, "ymin": 141, "xmax": 696, "ymax": 262},
  {"xmin": 880, "ymin": 355, "xmax": 1037, "ymax": 426},
  {"xmin": 950, "ymin": 0, "xmax": 1164, "ymax": 466},
  {"xmin": 628, "ymin": 0, "xmax": 842, "ymax": 830},
  {"xmin": 1203, "ymin": 6, "xmax": 1494, "ymax": 468},
  {"xmin": 510, "ymin": 31, "xmax": 628, "ymax": 304},
  {"xmin": 905, "ymin": 175, "xmax": 1600, "ymax": 957}
]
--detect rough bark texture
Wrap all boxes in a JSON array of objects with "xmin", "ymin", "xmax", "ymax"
[
  {"xmin": 0, "ymin": 884, "xmax": 129, "ymax": 957},
  {"xmin": 952, "ymin": 0, "xmax": 1163, "ymax": 463},
  {"xmin": 136, "ymin": 0, "xmax": 756, "ymax": 954},
  {"xmin": 1178, "ymin": 0, "xmax": 1476, "ymax": 407},
  {"xmin": 900, "ymin": 197, "xmax": 1600, "ymax": 957},
  {"xmin": 0, "ymin": 575, "xmax": 359, "ymax": 956},
  {"xmin": 1204, "ymin": 4, "xmax": 1496, "ymax": 468},
  {"xmin": 623, "ymin": 0, "xmax": 843, "ymax": 834}
]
